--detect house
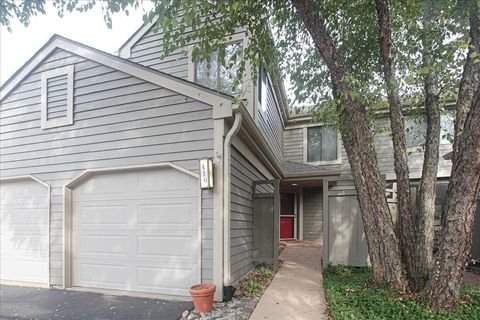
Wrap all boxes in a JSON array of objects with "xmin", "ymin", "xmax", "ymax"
[{"xmin": 1, "ymin": 18, "xmax": 479, "ymax": 302}]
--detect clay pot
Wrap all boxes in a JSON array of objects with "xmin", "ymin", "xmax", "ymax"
[{"xmin": 189, "ymin": 283, "xmax": 216, "ymax": 313}]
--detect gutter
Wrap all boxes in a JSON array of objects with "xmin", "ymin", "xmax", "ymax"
[{"xmin": 223, "ymin": 109, "xmax": 243, "ymax": 287}]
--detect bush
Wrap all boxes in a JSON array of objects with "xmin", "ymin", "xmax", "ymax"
[
  {"xmin": 323, "ymin": 266, "xmax": 480, "ymax": 320},
  {"xmin": 245, "ymin": 280, "xmax": 262, "ymax": 295},
  {"xmin": 256, "ymin": 266, "xmax": 272, "ymax": 278}
]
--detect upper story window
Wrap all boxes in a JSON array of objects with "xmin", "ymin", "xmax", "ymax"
[
  {"xmin": 304, "ymin": 126, "xmax": 339, "ymax": 164},
  {"xmin": 405, "ymin": 110, "xmax": 455, "ymax": 148},
  {"xmin": 40, "ymin": 65, "xmax": 74, "ymax": 129},
  {"xmin": 195, "ymin": 41, "xmax": 243, "ymax": 95},
  {"xmin": 258, "ymin": 67, "xmax": 267, "ymax": 112}
]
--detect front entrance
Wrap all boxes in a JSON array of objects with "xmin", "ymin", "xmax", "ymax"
[{"xmin": 280, "ymin": 193, "xmax": 296, "ymax": 239}]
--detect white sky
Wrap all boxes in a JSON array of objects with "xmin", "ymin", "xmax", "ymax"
[{"xmin": 0, "ymin": 2, "xmax": 153, "ymax": 85}]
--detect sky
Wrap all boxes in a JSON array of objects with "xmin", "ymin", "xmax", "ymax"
[{"xmin": 0, "ymin": 2, "xmax": 153, "ymax": 85}]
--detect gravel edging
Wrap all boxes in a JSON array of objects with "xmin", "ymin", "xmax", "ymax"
[
  {"xmin": 180, "ymin": 296, "xmax": 260, "ymax": 320},
  {"xmin": 180, "ymin": 261, "xmax": 282, "ymax": 320}
]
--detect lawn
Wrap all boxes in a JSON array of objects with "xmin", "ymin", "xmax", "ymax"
[{"xmin": 323, "ymin": 266, "xmax": 480, "ymax": 320}]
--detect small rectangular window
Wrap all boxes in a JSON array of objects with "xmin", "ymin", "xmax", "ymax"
[
  {"xmin": 195, "ymin": 41, "xmax": 243, "ymax": 95},
  {"xmin": 41, "ymin": 65, "xmax": 74, "ymax": 129},
  {"xmin": 306, "ymin": 126, "xmax": 338, "ymax": 163},
  {"xmin": 405, "ymin": 110, "xmax": 455, "ymax": 148}
]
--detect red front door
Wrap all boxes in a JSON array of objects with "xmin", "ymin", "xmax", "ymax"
[{"xmin": 280, "ymin": 193, "xmax": 295, "ymax": 239}]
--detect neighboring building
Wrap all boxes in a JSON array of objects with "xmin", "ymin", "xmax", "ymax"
[{"xmin": 1, "ymin": 17, "xmax": 478, "ymax": 301}]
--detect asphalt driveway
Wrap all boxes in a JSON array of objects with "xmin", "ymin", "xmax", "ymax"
[{"xmin": 0, "ymin": 285, "xmax": 192, "ymax": 320}]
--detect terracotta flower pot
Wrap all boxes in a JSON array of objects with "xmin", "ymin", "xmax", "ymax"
[{"xmin": 189, "ymin": 283, "xmax": 216, "ymax": 313}]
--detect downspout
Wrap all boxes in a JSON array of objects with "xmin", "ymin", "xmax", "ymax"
[{"xmin": 223, "ymin": 109, "xmax": 243, "ymax": 288}]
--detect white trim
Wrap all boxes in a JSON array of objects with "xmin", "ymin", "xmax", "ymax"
[
  {"xmin": 62, "ymin": 162, "xmax": 201, "ymax": 294},
  {"xmin": 298, "ymin": 189, "xmax": 304, "ymax": 240},
  {"xmin": 212, "ymin": 119, "xmax": 225, "ymax": 301},
  {"xmin": 0, "ymin": 175, "xmax": 51, "ymax": 286},
  {"xmin": 303, "ymin": 126, "xmax": 342, "ymax": 165},
  {"xmin": 1, "ymin": 36, "xmax": 233, "ymax": 114},
  {"xmin": 118, "ymin": 19, "xmax": 157, "ymax": 59},
  {"xmin": 40, "ymin": 65, "xmax": 74, "ymax": 129}
]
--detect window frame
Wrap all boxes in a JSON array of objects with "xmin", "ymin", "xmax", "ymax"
[
  {"xmin": 40, "ymin": 65, "xmax": 74, "ymax": 129},
  {"xmin": 188, "ymin": 33, "xmax": 246, "ymax": 95},
  {"xmin": 302, "ymin": 124, "xmax": 342, "ymax": 165},
  {"xmin": 404, "ymin": 110, "xmax": 455, "ymax": 150}
]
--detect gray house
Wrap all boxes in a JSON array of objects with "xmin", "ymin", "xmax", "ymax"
[{"xmin": 1, "ymin": 18, "xmax": 479, "ymax": 301}]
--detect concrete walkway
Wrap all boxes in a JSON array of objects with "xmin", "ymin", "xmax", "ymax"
[{"xmin": 249, "ymin": 241, "xmax": 328, "ymax": 320}]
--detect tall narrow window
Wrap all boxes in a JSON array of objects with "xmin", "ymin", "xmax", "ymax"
[
  {"xmin": 258, "ymin": 67, "xmax": 267, "ymax": 112},
  {"xmin": 41, "ymin": 65, "xmax": 74, "ymax": 129},
  {"xmin": 305, "ymin": 126, "xmax": 338, "ymax": 163},
  {"xmin": 195, "ymin": 41, "xmax": 243, "ymax": 95}
]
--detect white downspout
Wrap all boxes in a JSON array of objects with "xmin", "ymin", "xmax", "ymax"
[{"xmin": 223, "ymin": 110, "xmax": 243, "ymax": 287}]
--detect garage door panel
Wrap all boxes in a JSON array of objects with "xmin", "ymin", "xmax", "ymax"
[
  {"xmin": 137, "ymin": 235, "xmax": 198, "ymax": 258},
  {"xmin": 72, "ymin": 167, "xmax": 200, "ymax": 296},
  {"xmin": 76, "ymin": 234, "xmax": 129, "ymax": 256},
  {"xmin": 74, "ymin": 262, "xmax": 128, "ymax": 287},
  {"xmin": 75, "ymin": 205, "xmax": 129, "ymax": 227},
  {"xmin": 137, "ymin": 203, "xmax": 195, "ymax": 226},
  {"xmin": 0, "ymin": 179, "xmax": 49, "ymax": 284}
]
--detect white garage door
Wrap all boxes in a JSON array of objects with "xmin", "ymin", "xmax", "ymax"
[
  {"xmin": 0, "ymin": 178, "xmax": 49, "ymax": 284},
  {"xmin": 72, "ymin": 167, "xmax": 200, "ymax": 296}
]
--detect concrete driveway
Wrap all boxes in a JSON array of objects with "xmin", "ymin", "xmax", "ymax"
[{"xmin": 0, "ymin": 285, "xmax": 192, "ymax": 320}]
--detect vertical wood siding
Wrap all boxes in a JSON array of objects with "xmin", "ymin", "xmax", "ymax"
[
  {"xmin": 303, "ymin": 187, "xmax": 323, "ymax": 240},
  {"xmin": 230, "ymin": 147, "xmax": 266, "ymax": 282},
  {"xmin": 0, "ymin": 48, "xmax": 215, "ymax": 285}
]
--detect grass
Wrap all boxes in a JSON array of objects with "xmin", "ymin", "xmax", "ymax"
[{"xmin": 323, "ymin": 266, "xmax": 480, "ymax": 320}]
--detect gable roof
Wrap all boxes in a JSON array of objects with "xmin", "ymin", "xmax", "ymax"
[
  {"xmin": 0, "ymin": 34, "xmax": 233, "ymax": 109},
  {"xmin": 118, "ymin": 18, "xmax": 157, "ymax": 59}
]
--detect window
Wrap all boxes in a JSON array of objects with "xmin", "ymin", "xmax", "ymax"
[
  {"xmin": 258, "ymin": 67, "xmax": 267, "ymax": 112},
  {"xmin": 405, "ymin": 110, "xmax": 455, "ymax": 148},
  {"xmin": 40, "ymin": 65, "xmax": 74, "ymax": 129},
  {"xmin": 305, "ymin": 126, "xmax": 338, "ymax": 163},
  {"xmin": 195, "ymin": 41, "xmax": 243, "ymax": 95},
  {"xmin": 411, "ymin": 180, "xmax": 449, "ymax": 226}
]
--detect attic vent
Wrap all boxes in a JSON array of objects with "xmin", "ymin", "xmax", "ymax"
[{"xmin": 41, "ymin": 65, "xmax": 74, "ymax": 129}]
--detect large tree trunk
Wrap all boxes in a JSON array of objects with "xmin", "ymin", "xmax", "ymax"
[
  {"xmin": 425, "ymin": 86, "xmax": 480, "ymax": 309},
  {"xmin": 425, "ymin": 2, "xmax": 480, "ymax": 309},
  {"xmin": 374, "ymin": 0, "xmax": 417, "ymax": 291},
  {"xmin": 453, "ymin": 0, "xmax": 480, "ymax": 162},
  {"xmin": 415, "ymin": 23, "xmax": 441, "ymax": 289},
  {"xmin": 291, "ymin": 0, "xmax": 406, "ymax": 289}
]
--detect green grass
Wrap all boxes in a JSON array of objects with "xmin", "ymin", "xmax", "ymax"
[{"xmin": 323, "ymin": 266, "xmax": 480, "ymax": 320}]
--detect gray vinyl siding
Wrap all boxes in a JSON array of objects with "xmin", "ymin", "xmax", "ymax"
[
  {"xmin": 0, "ymin": 48, "xmax": 215, "ymax": 285},
  {"xmin": 284, "ymin": 119, "xmax": 453, "ymax": 179},
  {"xmin": 284, "ymin": 128, "xmax": 303, "ymax": 163},
  {"xmin": 303, "ymin": 187, "xmax": 323, "ymax": 240},
  {"xmin": 128, "ymin": 21, "xmax": 245, "ymax": 81},
  {"xmin": 230, "ymin": 147, "xmax": 266, "ymax": 282},
  {"xmin": 256, "ymin": 75, "xmax": 284, "ymax": 165}
]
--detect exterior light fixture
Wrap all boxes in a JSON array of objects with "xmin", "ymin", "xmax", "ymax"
[
  {"xmin": 199, "ymin": 158, "xmax": 214, "ymax": 189},
  {"xmin": 292, "ymin": 183, "xmax": 298, "ymax": 186}
]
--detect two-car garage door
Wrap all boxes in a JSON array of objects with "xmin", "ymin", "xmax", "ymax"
[{"xmin": 71, "ymin": 167, "xmax": 200, "ymax": 296}]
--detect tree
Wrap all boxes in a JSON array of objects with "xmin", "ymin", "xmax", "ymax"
[{"xmin": 2, "ymin": 0, "xmax": 479, "ymax": 310}]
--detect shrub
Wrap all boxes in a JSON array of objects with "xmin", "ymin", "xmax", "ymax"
[
  {"xmin": 256, "ymin": 266, "xmax": 272, "ymax": 278},
  {"xmin": 245, "ymin": 280, "xmax": 262, "ymax": 295}
]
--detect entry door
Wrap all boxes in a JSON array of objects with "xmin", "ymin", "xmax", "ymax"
[{"xmin": 280, "ymin": 193, "xmax": 296, "ymax": 239}]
